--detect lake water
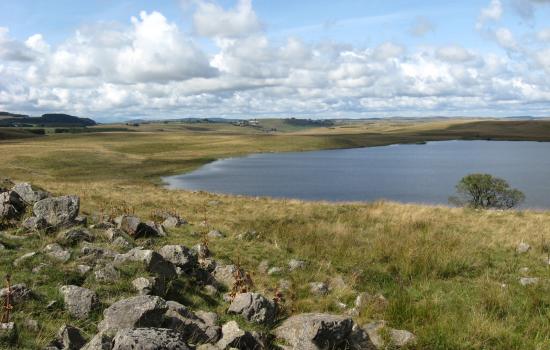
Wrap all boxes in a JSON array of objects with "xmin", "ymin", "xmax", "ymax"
[{"xmin": 163, "ymin": 141, "xmax": 550, "ymax": 208}]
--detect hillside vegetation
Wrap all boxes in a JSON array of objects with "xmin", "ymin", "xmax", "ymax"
[{"xmin": 1, "ymin": 119, "xmax": 550, "ymax": 349}]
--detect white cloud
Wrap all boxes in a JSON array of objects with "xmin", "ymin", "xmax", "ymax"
[
  {"xmin": 477, "ymin": 0, "xmax": 503, "ymax": 29},
  {"xmin": 192, "ymin": 0, "xmax": 262, "ymax": 38},
  {"xmin": 538, "ymin": 28, "xmax": 550, "ymax": 41},
  {"xmin": 436, "ymin": 45, "xmax": 475, "ymax": 62},
  {"xmin": 0, "ymin": 27, "xmax": 37, "ymax": 61},
  {"xmin": 494, "ymin": 27, "xmax": 519, "ymax": 51}
]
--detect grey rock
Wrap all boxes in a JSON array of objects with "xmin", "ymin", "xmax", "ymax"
[
  {"xmin": 98, "ymin": 295, "xmax": 168, "ymax": 333},
  {"xmin": 161, "ymin": 215, "xmax": 186, "ymax": 229},
  {"xmin": 74, "ymin": 215, "xmax": 88, "ymax": 226},
  {"xmin": 212, "ymin": 264, "xmax": 240, "ymax": 287},
  {"xmin": 257, "ymin": 260, "xmax": 269, "ymax": 274},
  {"xmin": 520, "ymin": 277, "xmax": 539, "ymax": 286},
  {"xmin": 274, "ymin": 313, "xmax": 374, "ymax": 350},
  {"xmin": 309, "ymin": 282, "xmax": 329, "ymax": 296},
  {"xmin": 288, "ymin": 259, "xmax": 306, "ymax": 271},
  {"xmin": 59, "ymin": 228, "xmax": 93, "ymax": 246},
  {"xmin": 216, "ymin": 321, "xmax": 262, "ymax": 349},
  {"xmin": 158, "ymin": 245, "xmax": 197, "ymax": 270},
  {"xmin": 279, "ymin": 279, "xmax": 292, "ymax": 291},
  {"xmin": 228, "ymin": 292, "xmax": 276, "ymax": 325},
  {"xmin": 43, "ymin": 243, "xmax": 71, "ymax": 262},
  {"xmin": 363, "ymin": 321, "xmax": 416, "ymax": 349},
  {"xmin": 103, "ymin": 228, "xmax": 124, "ymax": 241},
  {"xmin": 114, "ymin": 247, "xmax": 177, "ymax": 279},
  {"xmin": 516, "ymin": 242, "xmax": 531, "ymax": 254},
  {"xmin": 203, "ymin": 284, "xmax": 218, "ymax": 296},
  {"xmin": 118, "ymin": 215, "xmax": 158, "ymax": 238},
  {"xmin": 12, "ymin": 182, "xmax": 49, "ymax": 204},
  {"xmin": 267, "ymin": 267, "xmax": 283, "ymax": 275},
  {"xmin": 111, "ymin": 328, "xmax": 190, "ymax": 350},
  {"xmin": 60, "ymin": 285, "xmax": 99, "ymax": 319},
  {"xmin": 50, "ymin": 324, "xmax": 87, "ymax": 350},
  {"xmin": 81, "ymin": 334, "xmax": 113, "ymax": 350},
  {"xmin": 94, "ymin": 264, "xmax": 120, "ymax": 282},
  {"xmin": 80, "ymin": 243, "xmax": 117, "ymax": 261},
  {"xmin": 33, "ymin": 195, "xmax": 80, "ymax": 229},
  {"xmin": 132, "ymin": 277, "xmax": 164, "ymax": 296},
  {"xmin": 21, "ymin": 216, "xmax": 47, "ymax": 231},
  {"xmin": 32, "ymin": 263, "xmax": 48, "ymax": 274},
  {"xmin": 77, "ymin": 264, "xmax": 92, "ymax": 275},
  {"xmin": 0, "ymin": 283, "xmax": 32, "ymax": 305},
  {"xmin": 112, "ymin": 236, "xmax": 132, "ymax": 249},
  {"xmin": 207, "ymin": 229, "xmax": 224, "ymax": 238},
  {"xmin": 163, "ymin": 300, "xmax": 221, "ymax": 344},
  {"xmin": 13, "ymin": 251, "xmax": 37, "ymax": 266},
  {"xmin": 0, "ymin": 191, "xmax": 25, "ymax": 220}
]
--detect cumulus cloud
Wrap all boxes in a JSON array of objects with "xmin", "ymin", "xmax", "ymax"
[
  {"xmin": 0, "ymin": 27, "xmax": 37, "ymax": 61},
  {"xmin": 477, "ymin": 0, "xmax": 503, "ymax": 29},
  {"xmin": 436, "ymin": 45, "xmax": 475, "ymax": 62},
  {"xmin": 494, "ymin": 27, "xmax": 519, "ymax": 51},
  {"xmin": 192, "ymin": 0, "xmax": 262, "ymax": 38}
]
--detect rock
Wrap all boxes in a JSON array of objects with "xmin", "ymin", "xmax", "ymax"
[
  {"xmin": 309, "ymin": 282, "xmax": 329, "ymax": 296},
  {"xmin": 207, "ymin": 229, "xmax": 224, "ymax": 238},
  {"xmin": 520, "ymin": 277, "xmax": 539, "ymax": 286},
  {"xmin": 288, "ymin": 259, "xmax": 306, "ymax": 271},
  {"xmin": 228, "ymin": 292, "xmax": 277, "ymax": 325},
  {"xmin": 112, "ymin": 236, "xmax": 132, "ymax": 249},
  {"xmin": 114, "ymin": 247, "xmax": 177, "ymax": 279},
  {"xmin": 0, "ymin": 322, "xmax": 16, "ymax": 342},
  {"xmin": 80, "ymin": 243, "xmax": 117, "ymax": 260},
  {"xmin": 118, "ymin": 215, "xmax": 159, "ymax": 238},
  {"xmin": 204, "ymin": 285, "xmax": 218, "ymax": 296},
  {"xmin": 0, "ymin": 191, "xmax": 25, "ymax": 220},
  {"xmin": 193, "ymin": 242, "xmax": 210, "ymax": 259},
  {"xmin": 257, "ymin": 260, "xmax": 269, "ymax": 274},
  {"xmin": 13, "ymin": 251, "xmax": 37, "ymax": 266},
  {"xmin": 279, "ymin": 279, "xmax": 292, "ymax": 291},
  {"xmin": 161, "ymin": 214, "xmax": 187, "ymax": 229},
  {"xmin": 24, "ymin": 319, "xmax": 39, "ymax": 332},
  {"xmin": 74, "ymin": 215, "xmax": 88, "ymax": 226},
  {"xmin": 216, "ymin": 321, "xmax": 262, "ymax": 349},
  {"xmin": 274, "ymin": 313, "xmax": 373, "ymax": 350},
  {"xmin": 12, "ymin": 182, "xmax": 49, "ymax": 204},
  {"xmin": 363, "ymin": 321, "xmax": 416, "ymax": 349},
  {"xmin": 329, "ymin": 275, "xmax": 347, "ymax": 291},
  {"xmin": 212, "ymin": 264, "xmax": 240, "ymax": 288},
  {"xmin": 0, "ymin": 243, "xmax": 4, "ymax": 250},
  {"xmin": 111, "ymin": 328, "xmax": 190, "ymax": 350},
  {"xmin": 94, "ymin": 263, "xmax": 120, "ymax": 282},
  {"xmin": 132, "ymin": 277, "xmax": 164, "ymax": 296},
  {"xmin": 81, "ymin": 333, "xmax": 113, "ymax": 350},
  {"xmin": 146, "ymin": 221, "xmax": 166, "ymax": 236},
  {"xmin": 163, "ymin": 300, "xmax": 221, "ymax": 344},
  {"xmin": 33, "ymin": 195, "xmax": 80, "ymax": 229},
  {"xmin": 77, "ymin": 264, "xmax": 92, "ymax": 275},
  {"xmin": 158, "ymin": 245, "xmax": 197, "ymax": 270},
  {"xmin": 267, "ymin": 267, "xmax": 283, "ymax": 275},
  {"xmin": 98, "ymin": 295, "xmax": 168, "ymax": 333},
  {"xmin": 60, "ymin": 285, "xmax": 99, "ymax": 319},
  {"xmin": 32, "ymin": 263, "xmax": 48, "ymax": 274},
  {"xmin": 237, "ymin": 230, "xmax": 259, "ymax": 241},
  {"xmin": 516, "ymin": 242, "xmax": 531, "ymax": 254},
  {"xmin": 519, "ymin": 267, "xmax": 530, "ymax": 275},
  {"xmin": 103, "ymin": 228, "xmax": 124, "ymax": 241},
  {"xmin": 49, "ymin": 324, "xmax": 87, "ymax": 350},
  {"xmin": 47, "ymin": 300, "xmax": 58, "ymax": 310},
  {"xmin": 43, "ymin": 243, "xmax": 71, "ymax": 262},
  {"xmin": 21, "ymin": 216, "xmax": 47, "ymax": 231},
  {"xmin": 354, "ymin": 292, "xmax": 388, "ymax": 311},
  {"xmin": 58, "ymin": 228, "xmax": 93, "ymax": 246},
  {"xmin": 0, "ymin": 283, "xmax": 32, "ymax": 305}
]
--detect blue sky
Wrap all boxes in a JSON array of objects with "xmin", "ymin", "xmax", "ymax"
[{"xmin": 0, "ymin": 0, "xmax": 549, "ymax": 120}]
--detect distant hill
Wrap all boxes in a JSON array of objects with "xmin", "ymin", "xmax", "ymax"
[{"xmin": 0, "ymin": 112, "xmax": 96, "ymax": 127}]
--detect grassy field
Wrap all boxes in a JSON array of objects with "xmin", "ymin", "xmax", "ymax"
[{"xmin": 1, "ymin": 119, "xmax": 550, "ymax": 349}]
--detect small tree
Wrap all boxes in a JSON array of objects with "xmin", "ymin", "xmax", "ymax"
[{"xmin": 450, "ymin": 173, "xmax": 525, "ymax": 209}]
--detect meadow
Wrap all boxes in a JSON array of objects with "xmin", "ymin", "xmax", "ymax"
[{"xmin": 1, "ymin": 118, "xmax": 550, "ymax": 349}]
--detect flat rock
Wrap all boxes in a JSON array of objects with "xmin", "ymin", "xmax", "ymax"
[
  {"xmin": 520, "ymin": 277, "xmax": 539, "ymax": 286},
  {"xmin": 98, "ymin": 295, "xmax": 168, "ymax": 333},
  {"xmin": 13, "ymin": 251, "xmax": 37, "ymax": 266},
  {"xmin": 111, "ymin": 328, "xmax": 191, "ymax": 350},
  {"xmin": 309, "ymin": 282, "xmax": 329, "ymax": 296},
  {"xmin": 81, "ymin": 333, "xmax": 113, "ymax": 350},
  {"xmin": 94, "ymin": 263, "xmax": 120, "ymax": 282},
  {"xmin": 288, "ymin": 259, "xmax": 306, "ymax": 271},
  {"xmin": 60, "ymin": 285, "xmax": 99, "ymax": 319},
  {"xmin": 49, "ymin": 324, "xmax": 87, "ymax": 350},
  {"xmin": 228, "ymin": 292, "xmax": 276, "ymax": 325}
]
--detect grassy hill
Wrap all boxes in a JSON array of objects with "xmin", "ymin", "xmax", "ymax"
[{"xmin": 1, "ymin": 119, "xmax": 550, "ymax": 348}]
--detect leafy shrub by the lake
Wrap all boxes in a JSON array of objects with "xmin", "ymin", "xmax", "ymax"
[{"xmin": 450, "ymin": 173, "xmax": 525, "ymax": 209}]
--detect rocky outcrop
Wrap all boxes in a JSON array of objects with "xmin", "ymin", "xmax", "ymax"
[
  {"xmin": 97, "ymin": 295, "xmax": 168, "ymax": 333},
  {"xmin": 0, "ymin": 191, "xmax": 25, "ymax": 220},
  {"xmin": 12, "ymin": 182, "xmax": 49, "ymax": 204},
  {"xmin": 228, "ymin": 292, "xmax": 276, "ymax": 325},
  {"xmin": 60, "ymin": 285, "xmax": 99, "ymax": 319},
  {"xmin": 111, "ymin": 328, "xmax": 191, "ymax": 350},
  {"xmin": 33, "ymin": 195, "xmax": 80, "ymax": 229}
]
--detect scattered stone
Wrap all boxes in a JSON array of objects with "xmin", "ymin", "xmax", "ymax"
[
  {"xmin": 98, "ymin": 295, "xmax": 168, "ymax": 333},
  {"xmin": 132, "ymin": 277, "xmax": 164, "ymax": 296},
  {"xmin": 32, "ymin": 263, "xmax": 48, "ymax": 274},
  {"xmin": 103, "ymin": 228, "xmax": 124, "ymax": 241},
  {"xmin": 112, "ymin": 236, "xmax": 132, "ymax": 249},
  {"xmin": 163, "ymin": 300, "xmax": 221, "ymax": 344},
  {"xmin": 335, "ymin": 301, "xmax": 348, "ymax": 310},
  {"xmin": 204, "ymin": 284, "xmax": 218, "ymax": 296},
  {"xmin": 520, "ymin": 277, "xmax": 539, "ymax": 286},
  {"xmin": 279, "ymin": 279, "xmax": 292, "ymax": 291},
  {"xmin": 267, "ymin": 267, "xmax": 284, "ymax": 275},
  {"xmin": 237, "ymin": 230, "xmax": 260, "ymax": 241},
  {"xmin": 58, "ymin": 227, "xmax": 93, "ymax": 246},
  {"xmin": 114, "ymin": 247, "xmax": 177, "ymax": 279},
  {"xmin": 0, "ymin": 322, "xmax": 16, "ymax": 341},
  {"xmin": 21, "ymin": 216, "xmax": 47, "ymax": 231},
  {"xmin": 49, "ymin": 324, "xmax": 87, "ymax": 350},
  {"xmin": 80, "ymin": 243, "xmax": 117, "ymax": 260},
  {"xmin": 274, "ymin": 313, "xmax": 373, "ymax": 350},
  {"xmin": 33, "ymin": 195, "xmax": 80, "ymax": 229},
  {"xmin": 111, "ymin": 328, "xmax": 190, "ymax": 350},
  {"xmin": 355, "ymin": 292, "xmax": 389, "ymax": 311},
  {"xmin": 161, "ymin": 214, "xmax": 187, "ymax": 229},
  {"xmin": 207, "ymin": 229, "xmax": 224, "ymax": 238},
  {"xmin": 43, "ymin": 243, "xmax": 71, "ymax": 262},
  {"xmin": 519, "ymin": 267, "xmax": 530, "ymax": 275},
  {"xmin": 60, "ymin": 285, "xmax": 99, "ymax": 319},
  {"xmin": 77, "ymin": 264, "xmax": 92, "ymax": 275},
  {"xmin": 74, "ymin": 215, "xmax": 88, "ymax": 226},
  {"xmin": 363, "ymin": 320, "xmax": 416, "ymax": 349},
  {"xmin": 288, "ymin": 259, "xmax": 306, "ymax": 271},
  {"xmin": 212, "ymin": 264, "xmax": 240, "ymax": 287},
  {"xmin": 47, "ymin": 300, "xmax": 58, "ymax": 310},
  {"xmin": 309, "ymin": 282, "xmax": 329, "ymax": 296},
  {"xmin": 12, "ymin": 182, "xmax": 49, "ymax": 204},
  {"xmin": 13, "ymin": 251, "xmax": 37, "ymax": 266},
  {"xmin": 158, "ymin": 245, "xmax": 197, "ymax": 271},
  {"xmin": 193, "ymin": 242, "xmax": 210, "ymax": 259},
  {"xmin": 329, "ymin": 275, "xmax": 347, "ymax": 291},
  {"xmin": 118, "ymin": 215, "xmax": 159, "ymax": 238},
  {"xmin": 94, "ymin": 263, "xmax": 120, "ymax": 282},
  {"xmin": 216, "ymin": 321, "xmax": 262, "ymax": 349},
  {"xmin": 0, "ymin": 283, "xmax": 32, "ymax": 305},
  {"xmin": 228, "ymin": 292, "xmax": 277, "ymax": 325},
  {"xmin": 81, "ymin": 333, "xmax": 113, "ymax": 350},
  {"xmin": 257, "ymin": 260, "xmax": 269, "ymax": 273},
  {"xmin": 516, "ymin": 242, "xmax": 531, "ymax": 254}
]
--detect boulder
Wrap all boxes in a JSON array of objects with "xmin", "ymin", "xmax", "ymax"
[
  {"xmin": 274, "ymin": 313, "xmax": 374, "ymax": 350},
  {"xmin": 112, "ymin": 236, "xmax": 132, "ymax": 249},
  {"xmin": 216, "ymin": 321, "xmax": 262, "ymax": 349},
  {"xmin": 132, "ymin": 277, "xmax": 165, "ymax": 296},
  {"xmin": 0, "ymin": 283, "xmax": 32, "ymax": 305},
  {"xmin": 0, "ymin": 191, "xmax": 25, "ymax": 220},
  {"xmin": 77, "ymin": 264, "xmax": 92, "ymax": 275},
  {"xmin": 80, "ymin": 243, "xmax": 117, "ymax": 261},
  {"xmin": 33, "ymin": 195, "xmax": 80, "ymax": 229},
  {"xmin": 103, "ymin": 228, "xmax": 125, "ymax": 241},
  {"xmin": 118, "ymin": 215, "xmax": 159, "ymax": 238},
  {"xmin": 94, "ymin": 263, "xmax": 120, "ymax": 282},
  {"xmin": 97, "ymin": 295, "xmax": 168, "ymax": 333},
  {"xmin": 158, "ymin": 245, "xmax": 197, "ymax": 271},
  {"xmin": 162, "ymin": 214, "xmax": 187, "ymax": 229},
  {"xmin": 212, "ymin": 264, "xmax": 240, "ymax": 287},
  {"xmin": 114, "ymin": 248, "xmax": 177, "ymax": 279},
  {"xmin": 81, "ymin": 333, "xmax": 113, "ymax": 350},
  {"xmin": 12, "ymin": 182, "xmax": 49, "ymax": 204},
  {"xmin": 111, "ymin": 328, "xmax": 190, "ymax": 350},
  {"xmin": 21, "ymin": 216, "xmax": 47, "ymax": 231},
  {"xmin": 43, "ymin": 243, "xmax": 71, "ymax": 262},
  {"xmin": 228, "ymin": 292, "xmax": 276, "ymax": 325},
  {"xmin": 363, "ymin": 321, "xmax": 416, "ymax": 349},
  {"xmin": 49, "ymin": 324, "xmax": 87, "ymax": 350},
  {"xmin": 60, "ymin": 285, "xmax": 99, "ymax": 319},
  {"xmin": 163, "ymin": 300, "xmax": 221, "ymax": 344},
  {"xmin": 58, "ymin": 228, "xmax": 94, "ymax": 246}
]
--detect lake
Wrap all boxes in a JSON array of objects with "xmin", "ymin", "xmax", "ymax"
[{"xmin": 163, "ymin": 141, "xmax": 550, "ymax": 208}]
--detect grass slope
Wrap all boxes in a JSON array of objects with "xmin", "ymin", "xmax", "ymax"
[{"xmin": 1, "ymin": 119, "xmax": 550, "ymax": 349}]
